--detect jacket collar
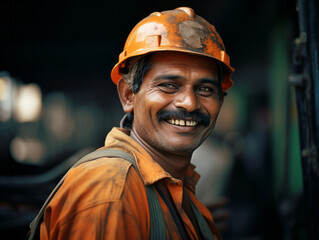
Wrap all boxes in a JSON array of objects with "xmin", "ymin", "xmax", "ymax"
[{"xmin": 104, "ymin": 127, "xmax": 200, "ymax": 190}]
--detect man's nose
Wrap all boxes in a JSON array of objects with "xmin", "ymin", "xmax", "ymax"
[{"xmin": 174, "ymin": 88, "xmax": 201, "ymax": 112}]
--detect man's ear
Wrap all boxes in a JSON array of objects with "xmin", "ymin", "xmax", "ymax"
[{"xmin": 117, "ymin": 78, "xmax": 134, "ymax": 113}]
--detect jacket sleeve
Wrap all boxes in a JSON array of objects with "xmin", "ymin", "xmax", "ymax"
[{"xmin": 40, "ymin": 159, "xmax": 150, "ymax": 240}]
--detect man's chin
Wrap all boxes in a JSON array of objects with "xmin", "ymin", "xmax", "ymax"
[{"xmin": 159, "ymin": 141, "xmax": 200, "ymax": 156}]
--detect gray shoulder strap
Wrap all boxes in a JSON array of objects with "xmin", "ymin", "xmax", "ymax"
[{"xmin": 28, "ymin": 148, "xmax": 136, "ymax": 240}]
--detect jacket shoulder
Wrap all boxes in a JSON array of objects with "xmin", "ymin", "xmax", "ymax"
[{"xmin": 52, "ymin": 157, "xmax": 133, "ymax": 208}]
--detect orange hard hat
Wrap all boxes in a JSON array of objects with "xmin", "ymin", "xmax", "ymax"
[{"xmin": 111, "ymin": 7, "xmax": 235, "ymax": 91}]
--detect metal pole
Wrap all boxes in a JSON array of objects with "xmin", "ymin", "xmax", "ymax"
[{"xmin": 292, "ymin": 0, "xmax": 319, "ymax": 238}]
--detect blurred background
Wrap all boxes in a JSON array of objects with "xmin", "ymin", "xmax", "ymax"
[{"xmin": 0, "ymin": 0, "xmax": 318, "ymax": 239}]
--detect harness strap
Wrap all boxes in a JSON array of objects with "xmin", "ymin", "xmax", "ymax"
[
  {"xmin": 155, "ymin": 184, "xmax": 216, "ymax": 240},
  {"xmin": 146, "ymin": 185, "xmax": 167, "ymax": 240},
  {"xmin": 190, "ymin": 201, "xmax": 215, "ymax": 240},
  {"xmin": 155, "ymin": 184, "xmax": 188, "ymax": 240},
  {"xmin": 28, "ymin": 148, "xmax": 166, "ymax": 240}
]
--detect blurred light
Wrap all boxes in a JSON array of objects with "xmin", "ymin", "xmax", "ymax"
[
  {"xmin": 14, "ymin": 84, "xmax": 42, "ymax": 122},
  {"xmin": 0, "ymin": 78, "xmax": 6, "ymax": 101},
  {"xmin": 43, "ymin": 93, "xmax": 75, "ymax": 141},
  {"xmin": 10, "ymin": 137, "xmax": 27, "ymax": 162},
  {"xmin": 10, "ymin": 136, "xmax": 44, "ymax": 164},
  {"xmin": 0, "ymin": 74, "xmax": 15, "ymax": 122}
]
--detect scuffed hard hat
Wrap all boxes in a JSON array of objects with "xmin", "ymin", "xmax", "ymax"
[{"xmin": 111, "ymin": 7, "xmax": 234, "ymax": 91}]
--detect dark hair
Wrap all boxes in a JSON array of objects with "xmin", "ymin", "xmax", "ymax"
[{"xmin": 121, "ymin": 55, "xmax": 151, "ymax": 93}]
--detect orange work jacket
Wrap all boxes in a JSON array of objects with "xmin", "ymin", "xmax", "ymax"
[{"xmin": 40, "ymin": 127, "xmax": 221, "ymax": 239}]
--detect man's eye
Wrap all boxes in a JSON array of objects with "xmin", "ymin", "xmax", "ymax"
[
  {"xmin": 196, "ymin": 86, "xmax": 216, "ymax": 96},
  {"xmin": 158, "ymin": 83, "xmax": 178, "ymax": 92}
]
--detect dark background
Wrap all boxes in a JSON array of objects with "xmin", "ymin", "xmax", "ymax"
[
  {"xmin": 0, "ymin": 0, "xmax": 306, "ymax": 239},
  {"xmin": 0, "ymin": 0, "xmax": 291, "ymax": 93}
]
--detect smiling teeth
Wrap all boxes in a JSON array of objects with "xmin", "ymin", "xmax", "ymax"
[{"xmin": 167, "ymin": 119, "xmax": 198, "ymax": 126}]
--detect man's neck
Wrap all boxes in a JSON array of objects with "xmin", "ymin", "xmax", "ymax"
[{"xmin": 130, "ymin": 128, "xmax": 192, "ymax": 181}]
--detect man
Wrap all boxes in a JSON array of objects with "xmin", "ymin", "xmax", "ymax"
[{"xmin": 35, "ymin": 6, "xmax": 234, "ymax": 239}]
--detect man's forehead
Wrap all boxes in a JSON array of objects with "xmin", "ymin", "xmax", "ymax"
[{"xmin": 147, "ymin": 51, "xmax": 219, "ymax": 73}]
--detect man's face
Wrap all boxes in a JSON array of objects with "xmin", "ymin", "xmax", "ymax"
[{"xmin": 131, "ymin": 52, "xmax": 223, "ymax": 156}]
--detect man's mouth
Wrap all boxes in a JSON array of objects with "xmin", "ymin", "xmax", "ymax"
[
  {"xmin": 158, "ymin": 109, "xmax": 210, "ymax": 127},
  {"xmin": 166, "ymin": 119, "xmax": 198, "ymax": 126}
]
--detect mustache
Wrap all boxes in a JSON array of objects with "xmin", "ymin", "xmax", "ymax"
[{"xmin": 158, "ymin": 109, "xmax": 210, "ymax": 127}]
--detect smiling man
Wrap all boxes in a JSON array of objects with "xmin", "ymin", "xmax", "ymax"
[
  {"xmin": 31, "ymin": 7, "xmax": 234, "ymax": 240},
  {"xmin": 119, "ymin": 52, "xmax": 223, "ymax": 180}
]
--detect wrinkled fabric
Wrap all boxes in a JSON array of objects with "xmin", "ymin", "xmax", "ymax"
[{"xmin": 41, "ymin": 127, "xmax": 221, "ymax": 239}]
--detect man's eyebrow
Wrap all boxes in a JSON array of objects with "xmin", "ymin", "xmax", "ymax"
[
  {"xmin": 198, "ymin": 78, "xmax": 218, "ymax": 86},
  {"xmin": 153, "ymin": 74, "xmax": 182, "ymax": 81},
  {"xmin": 153, "ymin": 75, "xmax": 218, "ymax": 86}
]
